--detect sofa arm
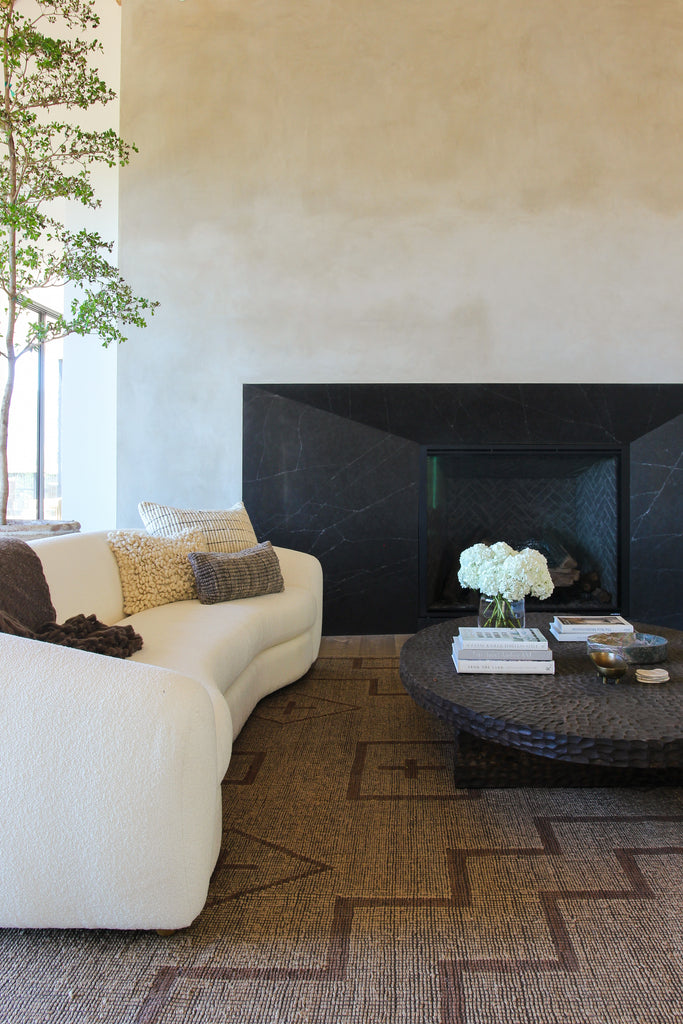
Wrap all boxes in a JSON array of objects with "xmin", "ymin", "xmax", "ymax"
[
  {"xmin": 275, "ymin": 546, "xmax": 324, "ymax": 650},
  {"xmin": 0, "ymin": 634, "xmax": 221, "ymax": 931}
]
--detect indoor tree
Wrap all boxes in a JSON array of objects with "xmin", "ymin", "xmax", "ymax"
[{"xmin": 0, "ymin": 0, "xmax": 157, "ymax": 524}]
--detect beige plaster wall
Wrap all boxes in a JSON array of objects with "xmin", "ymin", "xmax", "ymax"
[{"xmin": 118, "ymin": 0, "xmax": 683, "ymax": 522}]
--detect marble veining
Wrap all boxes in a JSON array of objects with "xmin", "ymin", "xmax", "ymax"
[{"xmin": 244, "ymin": 385, "xmax": 683, "ymax": 634}]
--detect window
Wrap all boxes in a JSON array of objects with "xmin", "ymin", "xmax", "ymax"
[{"xmin": 0, "ymin": 303, "xmax": 63, "ymax": 521}]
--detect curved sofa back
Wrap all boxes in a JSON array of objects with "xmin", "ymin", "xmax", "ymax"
[{"xmin": 30, "ymin": 531, "xmax": 125, "ymax": 625}]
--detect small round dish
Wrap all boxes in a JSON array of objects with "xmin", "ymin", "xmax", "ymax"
[
  {"xmin": 589, "ymin": 649, "xmax": 629, "ymax": 683},
  {"xmin": 587, "ymin": 632, "xmax": 668, "ymax": 665}
]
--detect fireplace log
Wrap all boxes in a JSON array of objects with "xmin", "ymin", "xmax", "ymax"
[{"xmin": 549, "ymin": 553, "xmax": 580, "ymax": 588}]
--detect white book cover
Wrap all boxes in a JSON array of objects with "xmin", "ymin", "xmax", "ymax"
[
  {"xmin": 451, "ymin": 642, "xmax": 553, "ymax": 661},
  {"xmin": 454, "ymin": 627, "xmax": 548, "ymax": 650},
  {"xmin": 549, "ymin": 624, "xmax": 584, "ymax": 642},
  {"xmin": 452, "ymin": 653, "xmax": 555, "ymax": 674},
  {"xmin": 552, "ymin": 614, "xmax": 632, "ymax": 633},
  {"xmin": 549, "ymin": 623, "xmax": 635, "ymax": 642}
]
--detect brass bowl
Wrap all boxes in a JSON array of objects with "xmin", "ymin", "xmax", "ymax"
[{"xmin": 589, "ymin": 649, "xmax": 629, "ymax": 683}]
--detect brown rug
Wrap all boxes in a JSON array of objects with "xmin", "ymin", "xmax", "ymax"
[{"xmin": 2, "ymin": 656, "xmax": 682, "ymax": 1023}]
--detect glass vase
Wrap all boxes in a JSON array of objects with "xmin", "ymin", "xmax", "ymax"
[{"xmin": 478, "ymin": 594, "xmax": 525, "ymax": 629}]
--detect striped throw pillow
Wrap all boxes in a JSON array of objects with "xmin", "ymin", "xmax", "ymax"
[{"xmin": 138, "ymin": 500, "xmax": 258, "ymax": 553}]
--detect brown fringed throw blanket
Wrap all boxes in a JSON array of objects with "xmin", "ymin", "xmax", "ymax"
[{"xmin": 0, "ymin": 538, "xmax": 143, "ymax": 659}]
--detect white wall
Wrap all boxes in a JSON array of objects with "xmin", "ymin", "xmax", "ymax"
[
  {"xmin": 117, "ymin": 0, "xmax": 683, "ymax": 526},
  {"xmin": 60, "ymin": 0, "xmax": 121, "ymax": 530}
]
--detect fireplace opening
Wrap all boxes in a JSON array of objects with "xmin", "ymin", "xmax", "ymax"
[{"xmin": 419, "ymin": 444, "xmax": 628, "ymax": 624}]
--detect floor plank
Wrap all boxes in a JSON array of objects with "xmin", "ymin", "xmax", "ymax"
[{"xmin": 319, "ymin": 635, "xmax": 413, "ymax": 658}]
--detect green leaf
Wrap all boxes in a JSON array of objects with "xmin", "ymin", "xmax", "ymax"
[{"xmin": 0, "ymin": 0, "xmax": 159, "ymax": 523}]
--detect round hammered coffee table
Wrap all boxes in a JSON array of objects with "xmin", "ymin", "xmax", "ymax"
[{"xmin": 399, "ymin": 614, "xmax": 683, "ymax": 787}]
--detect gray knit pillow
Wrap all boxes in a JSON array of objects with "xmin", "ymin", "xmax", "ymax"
[{"xmin": 187, "ymin": 542, "xmax": 284, "ymax": 604}]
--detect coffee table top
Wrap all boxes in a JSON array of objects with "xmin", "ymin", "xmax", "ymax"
[{"xmin": 399, "ymin": 615, "xmax": 683, "ymax": 768}]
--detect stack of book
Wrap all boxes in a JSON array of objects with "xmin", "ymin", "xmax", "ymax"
[
  {"xmin": 452, "ymin": 627, "xmax": 554, "ymax": 674},
  {"xmin": 549, "ymin": 614, "xmax": 633, "ymax": 642}
]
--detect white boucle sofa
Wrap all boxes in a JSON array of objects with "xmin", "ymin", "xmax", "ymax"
[{"xmin": 0, "ymin": 530, "xmax": 322, "ymax": 932}]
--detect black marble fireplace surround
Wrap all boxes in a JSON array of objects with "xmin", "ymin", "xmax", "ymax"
[{"xmin": 243, "ymin": 385, "xmax": 683, "ymax": 635}]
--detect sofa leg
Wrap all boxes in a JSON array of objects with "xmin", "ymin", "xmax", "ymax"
[{"xmin": 156, "ymin": 928, "xmax": 178, "ymax": 937}]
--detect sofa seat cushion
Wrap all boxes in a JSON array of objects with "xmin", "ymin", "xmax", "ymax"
[
  {"xmin": 123, "ymin": 586, "xmax": 316, "ymax": 688},
  {"xmin": 120, "ymin": 586, "xmax": 317, "ymax": 748}
]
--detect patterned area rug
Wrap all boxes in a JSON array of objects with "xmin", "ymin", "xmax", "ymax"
[{"xmin": 2, "ymin": 656, "xmax": 682, "ymax": 1023}]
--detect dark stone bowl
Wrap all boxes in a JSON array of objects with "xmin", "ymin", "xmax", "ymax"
[{"xmin": 587, "ymin": 632, "xmax": 668, "ymax": 665}]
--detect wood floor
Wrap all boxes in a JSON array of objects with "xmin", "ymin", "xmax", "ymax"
[{"xmin": 318, "ymin": 634, "xmax": 413, "ymax": 658}]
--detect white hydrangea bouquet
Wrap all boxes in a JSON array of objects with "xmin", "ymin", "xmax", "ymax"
[{"xmin": 458, "ymin": 541, "xmax": 554, "ymax": 628}]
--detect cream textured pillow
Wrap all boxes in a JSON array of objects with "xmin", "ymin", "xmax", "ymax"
[
  {"xmin": 138, "ymin": 500, "xmax": 258, "ymax": 553},
  {"xmin": 107, "ymin": 528, "xmax": 205, "ymax": 616}
]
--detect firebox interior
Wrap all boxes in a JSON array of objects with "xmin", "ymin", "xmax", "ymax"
[{"xmin": 420, "ymin": 445, "xmax": 626, "ymax": 620}]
